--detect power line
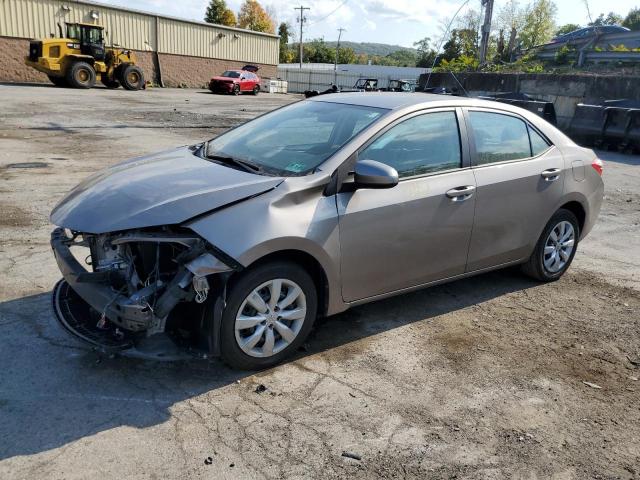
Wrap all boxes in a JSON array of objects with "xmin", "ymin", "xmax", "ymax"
[
  {"xmin": 307, "ymin": 0, "xmax": 350, "ymax": 26},
  {"xmin": 294, "ymin": 5, "xmax": 310, "ymax": 68}
]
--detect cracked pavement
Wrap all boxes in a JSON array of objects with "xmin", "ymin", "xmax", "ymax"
[{"xmin": 0, "ymin": 84, "xmax": 638, "ymax": 479}]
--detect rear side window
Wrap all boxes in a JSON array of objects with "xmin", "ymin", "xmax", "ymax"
[
  {"xmin": 359, "ymin": 111, "xmax": 461, "ymax": 178},
  {"xmin": 469, "ymin": 111, "xmax": 531, "ymax": 165},
  {"xmin": 529, "ymin": 125, "xmax": 551, "ymax": 156}
]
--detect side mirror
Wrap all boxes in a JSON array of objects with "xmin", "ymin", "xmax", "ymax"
[{"xmin": 354, "ymin": 160, "xmax": 398, "ymax": 189}]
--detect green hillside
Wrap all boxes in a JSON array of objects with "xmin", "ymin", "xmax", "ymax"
[{"xmin": 291, "ymin": 41, "xmax": 416, "ymax": 57}]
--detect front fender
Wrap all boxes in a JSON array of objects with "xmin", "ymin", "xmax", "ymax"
[{"xmin": 184, "ymin": 185, "xmax": 346, "ymax": 315}]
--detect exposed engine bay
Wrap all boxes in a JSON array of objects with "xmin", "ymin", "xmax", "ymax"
[{"xmin": 51, "ymin": 227, "xmax": 239, "ymax": 360}]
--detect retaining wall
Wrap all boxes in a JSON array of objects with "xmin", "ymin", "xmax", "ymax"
[{"xmin": 419, "ymin": 72, "xmax": 640, "ymax": 129}]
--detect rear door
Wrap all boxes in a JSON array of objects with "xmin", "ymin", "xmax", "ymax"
[
  {"xmin": 464, "ymin": 108, "xmax": 564, "ymax": 272},
  {"xmin": 337, "ymin": 109, "xmax": 477, "ymax": 302},
  {"xmin": 239, "ymin": 72, "xmax": 251, "ymax": 91}
]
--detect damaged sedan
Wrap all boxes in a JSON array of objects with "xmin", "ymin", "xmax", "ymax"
[{"xmin": 51, "ymin": 93, "xmax": 603, "ymax": 369}]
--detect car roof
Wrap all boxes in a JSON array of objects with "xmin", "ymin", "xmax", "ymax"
[{"xmin": 309, "ymin": 92, "xmax": 522, "ymax": 111}]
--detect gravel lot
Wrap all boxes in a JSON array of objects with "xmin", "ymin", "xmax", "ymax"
[{"xmin": 0, "ymin": 84, "xmax": 638, "ymax": 479}]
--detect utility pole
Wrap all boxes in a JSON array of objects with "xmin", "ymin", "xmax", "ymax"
[
  {"xmin": 294, "ymin": 5, "xmax": 310, "ymax": 69},
  {"xmin": 334, "ymin": 27, "xmax": 346, "ymax": 85},
  {"xmin": 479, "ymin": 0, "xmax": 494, "ymax": 66}
]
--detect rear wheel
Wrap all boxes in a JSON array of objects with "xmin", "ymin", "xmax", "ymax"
[
  {"xmin": 119, "ymin": 65, "xmax": 145, "ymax": 90},
  {"xmin": 66, "ymin": 62, "xmax": 96, "ymax": 89},
  {"xmin": 219, "ymin": 262, "xmax": 317, "ymax": 370},
  {"xmin": 48, "ymin": 75, "xmax": 67, "ymax": 87},
  {"xmin": 522, "ymin": 209, "xmax": 579, "ymax": 282},
  {"xmin": 252, "ymin": 85, "xmax": 260, "ymax": 95}
]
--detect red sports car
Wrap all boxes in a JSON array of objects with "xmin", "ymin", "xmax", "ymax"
[{"xmin": 209, "ymin": 65, "xmax": 261, "ymax": 95}]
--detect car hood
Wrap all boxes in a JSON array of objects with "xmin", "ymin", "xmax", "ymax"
[
  {"xmin": 50, "ymin": 146, "xmax": 283, "ymax": 234},
  {"xmin": 211, "ymin": 76, "xmax": 237, "ymax": 82}
]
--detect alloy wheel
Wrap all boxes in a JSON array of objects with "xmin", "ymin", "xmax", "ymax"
[
  {"xmin": 543, "ymin": 220, "xmax": 575, "ymax": 273},
  {"xmin": 234, "ymin": 279, "xmax": 307, "ymax": 358}
]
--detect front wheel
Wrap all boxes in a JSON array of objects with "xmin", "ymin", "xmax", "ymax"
[
  {"xmin": 219, "ymin": 262, "xmax": 317, "ymax": 370},
  {"xmin": 232, "ymin": 84, "xmax": 241, "ymax": 95},
  {"xmin": 119, "ymin": 65, "xmax": 145, "ymax": 90},
  {"xmin": 522, "ymin": 209, "xmax": 580, "ymax": 281}
]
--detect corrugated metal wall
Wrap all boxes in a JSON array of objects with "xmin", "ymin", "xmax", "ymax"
[
  {"xmin": 157, "ymin": 18, "xmax": 277, "ymax": 66},
  {"xmin": 0, "ymin": 0, "xmax": 278, "ymax": 64}
]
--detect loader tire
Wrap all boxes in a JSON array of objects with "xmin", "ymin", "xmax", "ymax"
[
  {"xmin": 66, "ymin": 62, "xmax": 96, "ymax": 89},
  {"xmin": 119, "ymin": 65, "xmax": 145, "ymax": 90}
]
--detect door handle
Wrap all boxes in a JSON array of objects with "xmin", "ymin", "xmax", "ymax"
[
  {"xmin": 446, "ymin": 185, "xmax": 475, "ymax": 201},
  {"xmin": 541, "ymin": 168, "xmax": 561, "ymax": 181}
]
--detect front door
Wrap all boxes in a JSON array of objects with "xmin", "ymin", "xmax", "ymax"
[
  {"xmin": 337, "ymin": 109, "xmax": 476, "ymax": 302},
  {"xmin": 464, "ymin": 109, "xmax": 565, "ymax": 271}
]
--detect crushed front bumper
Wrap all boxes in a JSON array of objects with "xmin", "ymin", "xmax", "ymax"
[{"xmin": 50, "ymin": 228, "xmax": 156, "ymax": 331}]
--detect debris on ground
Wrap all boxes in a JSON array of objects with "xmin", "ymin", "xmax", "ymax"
[
  {"xmin": 583, "ymin": 381, "xmax": 603, "ymax": 389},
  {"xmin": 341, "ymin": 451, "xmax": 362, "ymax": 461},
  {"xmin": 204, "ymin": 457, "xmax": 213, "ymax": 465},
  {"xmin": 254, "ymin": 384, "xmax": 267, "ymax": 394}
]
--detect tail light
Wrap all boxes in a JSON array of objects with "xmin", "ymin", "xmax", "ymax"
[{"xmin": 591, "ymin": 158, "xmax": 603, "ymax": 176}]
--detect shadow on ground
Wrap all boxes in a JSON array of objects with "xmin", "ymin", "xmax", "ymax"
[{"xmin": 0, "ymin": 268, "xmax": 536, "ymax": 461}]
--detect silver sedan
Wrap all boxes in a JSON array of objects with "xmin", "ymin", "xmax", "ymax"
[{"xmin": 50, "ymin": 93, "xmax": 604, "ymax": 369}]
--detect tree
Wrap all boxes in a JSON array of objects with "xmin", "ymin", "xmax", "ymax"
[
  {"xmin": 441, "ymin": 29, "xmax": 478, "ymax": 61},
  {"xmin": 414, "ymin": 37, "xmax": 437, "ymax": 68},
  {"xmin": 519, "ymin": 0, "xmax": 558, "ymax": 49},
  {"xmin": 623, "ymin": 8, "xmax": 640, "ymax": 31},
  {"xmin": 337, "ymin": 47, "xmax": 357, "ymax": 65},
  {"xmin": 497, "ymin": 0, "xmax": 527, "ymax": 61},
  {"xmin": 204, "ymin": 0, "xmax": 236, "ymax": 27},
  {"xmin": 278, "ymin": 23, "xmax": 291, "ymax": 62},
  {"xmin": 237, "ymin": 0, "xmax": 275, "ymax": 34},
  {"xmin": 555, "ymin": 23, "xmax": 581, "ymax": 36},
  {"xmin": 497, "ymin": 0, "xmax": 527, "ymax": 33},
  {"xmin": 385, "ymin": 50, "xmax": 418, "ymax": 67},
  {"xmin": 589, "ymin": 12, "xmax": 623, "ymax": 26}
]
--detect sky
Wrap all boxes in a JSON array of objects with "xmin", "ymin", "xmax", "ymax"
[{"xmin": 102, "ymin": 0, "xmax": 640, "ymax": 48}]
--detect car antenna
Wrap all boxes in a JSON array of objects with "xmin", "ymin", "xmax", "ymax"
[
  {"xmin": 423, "ymin": 0, "xmax": 472, "ymax": 92},
  {"xmin": 449, "ymin": 71, "xmax": 470, "ymax": 97}
]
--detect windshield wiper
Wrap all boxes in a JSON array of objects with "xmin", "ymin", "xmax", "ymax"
[{"xmin": 203, "ymin": 142, "xmax": 262, "ymax": 174}]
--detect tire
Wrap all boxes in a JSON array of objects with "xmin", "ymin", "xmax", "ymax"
[
  {"xmin": 219, "ymin": 262, "xmax": 318, "ymax": 370},
  {"xmin": 66, "ymin": 62, "xmax": 96, "ymax": 89},
  {"xmin": 102, "ymin": 77, "xmax": 120, "ymax": 89},
  {"xmin": 252, "ymin": 85, "xmax": 260, "ymax": 95},
  {"xmin": 232, "ymin": 84, "xmax": 241, "ymax": 95},
  {"xmin": 119, "ymin": 64, "xmax": 145, "ymax": 90},
  {"xmin": 48, "ymin": 75, "xmax": 67, "ymax": 87},
  {"xmin": 522, "ymin": 208, "xmax": 580, "ymax": 282}
]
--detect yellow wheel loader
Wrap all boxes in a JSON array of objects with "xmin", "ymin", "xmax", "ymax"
[{"xmin": 25, "ymin": 22, "xmax": 145, "ymax": 90}]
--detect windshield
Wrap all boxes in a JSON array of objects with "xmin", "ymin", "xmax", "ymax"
[
  {"xmin": 66, "ymin": 24, "xmax": 80, "ymax": 40},
  {"xmin": 205, "ymin": 101, "xmax": 388, "ymax": 175},
  {"xmin": 222, "ymin": 71, "xmax": 241, "ymax": 78}
]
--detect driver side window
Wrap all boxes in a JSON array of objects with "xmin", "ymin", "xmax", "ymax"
[{"xmin": 359, "ymin": 111, "xmax": 462, "ymax": 178}]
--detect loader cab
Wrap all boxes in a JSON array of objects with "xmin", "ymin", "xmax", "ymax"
[{"xmin": 66, "ymin": 23, "xmax": 105, "ymax": 61}]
